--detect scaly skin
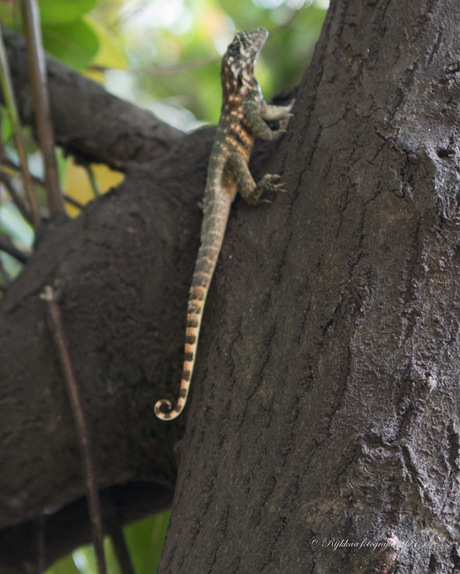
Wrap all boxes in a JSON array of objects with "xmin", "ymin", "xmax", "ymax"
[{"xmin": 155, "ymin": 28, "xmax": 293, "ymax": 420}]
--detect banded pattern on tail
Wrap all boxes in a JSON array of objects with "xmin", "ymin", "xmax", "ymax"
[{"xmin": 154, "ymin": 200, "xmax": 231, "ymax": 420}]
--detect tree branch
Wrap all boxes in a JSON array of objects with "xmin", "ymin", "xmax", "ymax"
[
  {"xmin": 0, "ymin": 234, "xmax": 29, "ymax": 263},
  {"xmin": 0, "ymin": 125, "xmax": 214, "ymax": 567},
  {"xmin": 1, "ymin": 27, "xmax": 184, "ymax": 171},
  {"xmin": 0, "ymin": 170, "xmax": 32, "ymax": 223},
  {"xmin": 0, "ymin": 27, "xmax": 40, "ymax": 226},
  {"xmin": 20, "ymin": 0, "xmax": 66, "ymax": 217},
  {"xmin": 43, "ymin": 284, "xmax": 106, "ymax": 574}
]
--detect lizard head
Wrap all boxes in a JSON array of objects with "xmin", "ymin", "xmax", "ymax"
[{"xmin": 221, "ymin": 28, "xmax": 268, "ymax": 100}]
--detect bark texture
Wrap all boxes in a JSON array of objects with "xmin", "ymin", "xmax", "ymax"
[{"xmin": 1, "ymin": 0, "xmax": 460, "ymax": 571}]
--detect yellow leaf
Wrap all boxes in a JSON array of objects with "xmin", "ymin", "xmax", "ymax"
[
  {"xmin": 84, "ymin": 14, "xmax": 128, "ymax": 82},
  {"xmin": 65, "ymin": 157, "xmax": 124, "ymax": 217}
]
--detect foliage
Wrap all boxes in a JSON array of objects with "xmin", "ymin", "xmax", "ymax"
[
  {"xmin": 93, "ymin": 0, "xmax": 328, "ymax": 127},
  {"xmin": 0, "ymin": 0, "xmax": 99, "ymax": 70},
  {"xmin": 43, "ymin": 513, "xmax": 170, "ymax": 574},
  {"xmin": 0, "ymin": 0, "xmax": 327, "ymax": 570}
]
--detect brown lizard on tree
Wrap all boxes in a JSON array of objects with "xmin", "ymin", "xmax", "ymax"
[{"xmin": 155, "ymin": 27, "xmax": 293, "ymax": 421}]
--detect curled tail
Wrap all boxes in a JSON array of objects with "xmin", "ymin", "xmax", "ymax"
[
  {"xmin": 154, "ymin": 274, "xmax": 208, "ymax": 420},
  {"xmin": 155, "ymin": 199, "xmax": 231, "ymax": 420}
]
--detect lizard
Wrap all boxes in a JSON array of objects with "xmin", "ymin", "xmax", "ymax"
[{"xmin": 155, "ymin": 27, "xmax": 293, "ymax": 421}]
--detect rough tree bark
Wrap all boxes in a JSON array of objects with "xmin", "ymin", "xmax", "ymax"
[{"xmin": 1, "ymin": 0, "xmax": 460, "ymax": 572}]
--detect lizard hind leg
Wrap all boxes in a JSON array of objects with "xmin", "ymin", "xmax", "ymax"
[
  {"xmin": 227, "ymin": 153, "xmax": 286, "ymax": 206},
  {"xmin": 246, "ymin": 173, "xmax": 286, "ymax": 205}
]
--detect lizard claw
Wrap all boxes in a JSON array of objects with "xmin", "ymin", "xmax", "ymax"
[
  {"xmin": 286, "ymin": 98, "xmax": 296, "ymax": 112},
  {"xmin": 256, "ymin": 173, "xmax": 288, "ymax": 202}
]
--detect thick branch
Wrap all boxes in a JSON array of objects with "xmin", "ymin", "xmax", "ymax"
[
  {"xmin": 2, "ymin": 27, "xmax": 183, "ymax": 170},
  {"xmin": 43, "ymin": 285, "xmax": 106, "ymax": 573},
  {"xmin": 0, "ymin": 123, "xmax": 213, "ymax": 568}
]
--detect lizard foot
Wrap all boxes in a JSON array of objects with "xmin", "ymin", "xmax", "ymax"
[{"xmin": 249, "ymin": 173, "xmax": 287, "ymax": 205}]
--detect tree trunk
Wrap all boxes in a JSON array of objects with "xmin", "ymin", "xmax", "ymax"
[
  {"xmin": 1, "ymin": 0, "xmax": 460, "ymax": 571},
  {"xmin": 157, "ymin": 0, "xmax": 460, "ymax": 572}
]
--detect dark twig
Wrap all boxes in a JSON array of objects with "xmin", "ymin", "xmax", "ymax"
[
  {"xmin": 102, "ymin": 491, "xmax": 136, "ymax": 574},
  {"xmin": 89, "ymin": 55, "xmax": 218, "ymax": 76},
  {"xmin": 0, "ymin": 234, "xmax": 29, "ymax": 263},
  {"xmin": 37, "ymin": 515, "xmax": 46, "ymax": 573},
  {"xmin": 85, "ymin": 164, "xmax": 101, "ymax": 198},
  {"xmin": 0, "ymin": 170, "xmax": 32, "ymax": 223},
  {"xmin": 0, "ymin": 154, "xmax": 39, "ymax": 182},
  {"xmin": 0, "ymin": 157, "xmax": 83, "ymax": 210},
  {"xmin": 20, "ymin": 0, "xmax": 66, "ymax": 218},
  {"xmin": 0, "ymin": 253, "xmax": 10, "ymax": 287},
  {"xmin": 0, "ymin": 26, "xmax": 40, "ymax": 227},
  {"xmin": 64, "ymin": 194, "xmax": 85, "ymax": 210},
  {"xmin": 42, "ymin": 285, "xmax": 106, "ymax": 574}
]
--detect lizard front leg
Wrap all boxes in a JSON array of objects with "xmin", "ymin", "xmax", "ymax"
[
  {"xmin": 260, "ymin": 100, "xmax": 294, "ymax": 121},
  {"xmin": 243, "ymin": 99, "xmax": 287, "ymax": 141},
  {"xmin": 260, "ymin": 100, "xmax": 294, "ymax": 131},
  {"xmin": 226, "ymin": 152, "xmax": 285, "ymax": 206}
]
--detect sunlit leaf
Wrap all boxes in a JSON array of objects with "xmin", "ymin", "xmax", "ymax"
[
  {"xmin": 73, "ymin": 538, "xmax": 121, "ymax": 574},
  {"xmin": 84, "ymin": 14, "xmax": 128, "ymax": 82},
  {"xmin": 123, "ymin": 512, "xmax": 170, "ymax": 574},
  {"xmin": 38, "ymin": 0, "xmax": 97, "ymax": 25},
  {"xmin": 1, "ymin": 108, "xmax": 12, "ymax": 143},
  {"xmin": 85, "ymin": 15, "xmax": 127, "ymax": 70},
  {"xmin": 72, "ymin": 546, "xmax": 98, "ymax": 574},
  {"xmin": 43, "ymin": 553, "xmax": 80, "ymax": 574},
  {"xmin": 0, "ymin": 251, "xmax": 21, "ymax": 281},
  {"xmin": 0, "ymin": 3, "xmax": 14, "ymax": 27},
  {"xmin": 42, "ymin": 19, "xmax": 99, "ymax": 70},
  {"xmin": 64, "ymin": 157, "xmax": 124, "ymax": 218},
  {"xmin": 0, "ymin": 202, "xmax": 33, "ymax": 248}
]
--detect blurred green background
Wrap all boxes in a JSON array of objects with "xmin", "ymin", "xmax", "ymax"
[{"xmin": 0, "ymin": 0, "xmax": 327, "ymax": 570}]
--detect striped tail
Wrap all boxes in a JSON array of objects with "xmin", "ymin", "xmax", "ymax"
[{"xmin": 155, "ymin": 198, "xmax": 231, "ymax": 420}]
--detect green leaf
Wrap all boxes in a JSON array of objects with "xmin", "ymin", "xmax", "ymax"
[
  {"xmin": 0, "ymin": 4, "xmax": 14, "ymax": 27},
  {"xmin": 0, "ymin": 201, "xmax": 30, "ymax": 282},
  {"xmin": 38, "ymin": 0, "xmax": 97, "ymax": 25},
  {"xmin": 0, "ymin": 252, "xmax": 22, "ymax": 282},
  {"xmin": 86, "ymin": 15, "xmax": 128, "ymax": 70},
  {"xmin": 42, "ymin": 19, "xmax": 99, "ymax": 70},
  {"xmin": 72, "ymin": 546, "xmax": 98, "ymax": 574},
  {"xmin": 0, "ymin": 202, "xmax": 34, "ymax": 248},
  {"xmin": 123, "ymin": 512, "xmax": 170, "ymax": 574},
  {"xmin": 43, "ymin": 553, "xmax": 80, "ymax": 574},
  {"xmin": 1, "ymin": 108, "xmax": 13, "ymax": 144}
]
